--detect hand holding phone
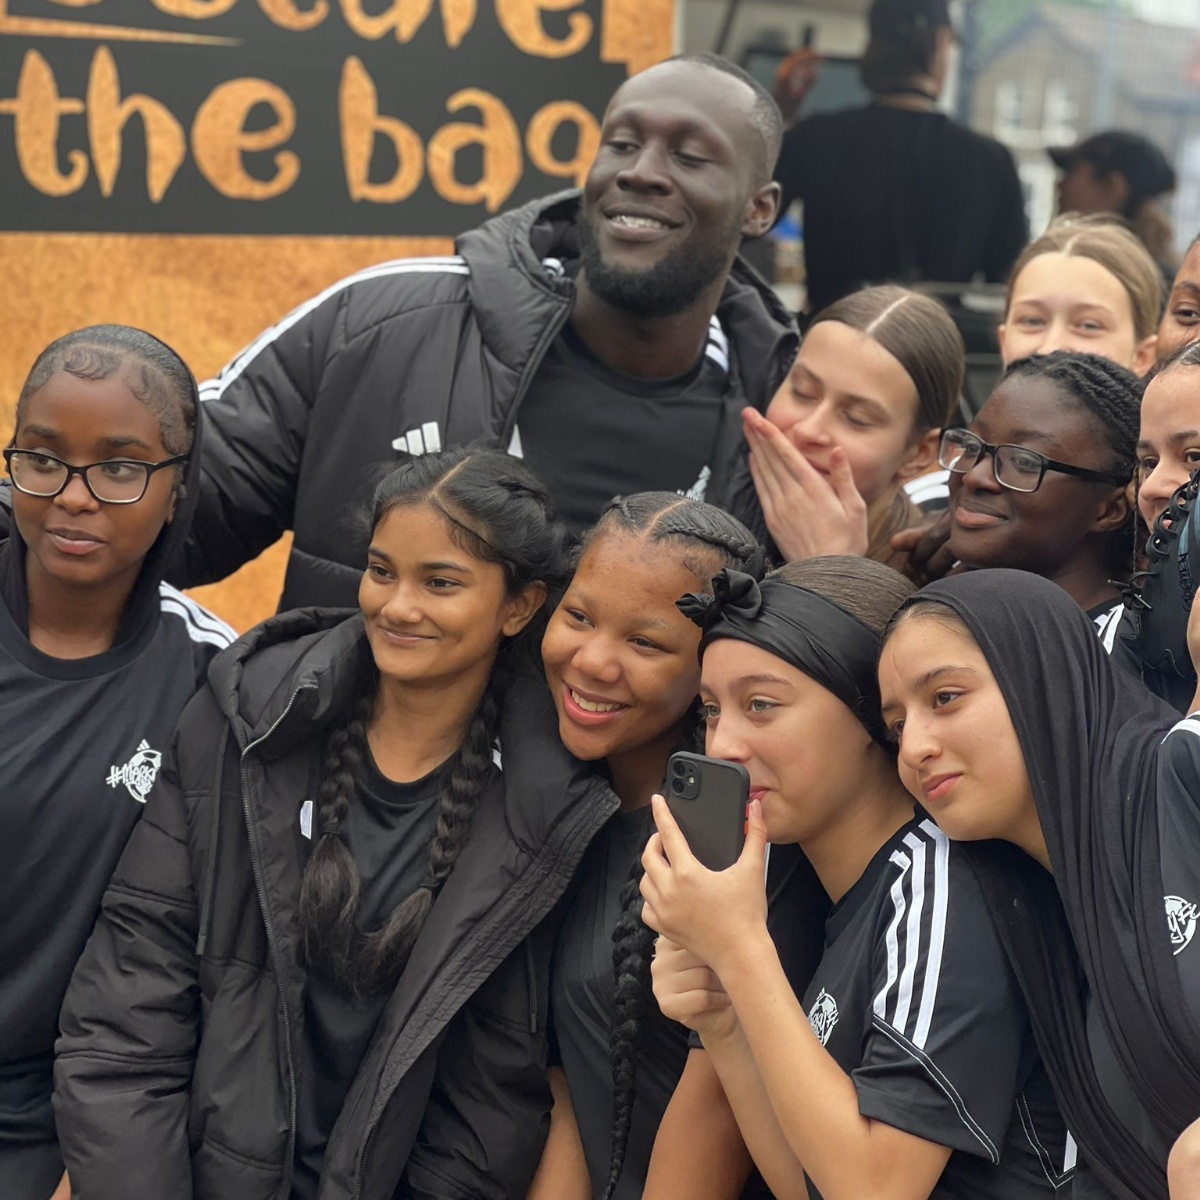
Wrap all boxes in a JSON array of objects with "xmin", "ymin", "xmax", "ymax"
[{"xmin": 664, "ymin": 751, "xmax": 749, "ymax": 872}]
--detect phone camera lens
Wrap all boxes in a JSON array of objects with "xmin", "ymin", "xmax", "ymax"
[
  {"xmin": 670, "ymin": 778, "xmax": 685, "ymax": 794},
  {"xmin": 672, "ymin": 761, "xmax": 687, "ymax": 777}
]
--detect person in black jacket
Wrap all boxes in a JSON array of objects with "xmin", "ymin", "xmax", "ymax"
[
  {"xmin": 52, "ymin": 448, "xmax": 612, "ymax": 1200},
  {"xmin": 179, "ymin": 54, "xmax": 797, "ymax": 609},
  {"xmin": 879, "ymin": 569, "xmax": 1200, "ymax": 1198},
  {"xmin": 0, "ymin": 325, "xmax": 233, "ymax": 1200}
]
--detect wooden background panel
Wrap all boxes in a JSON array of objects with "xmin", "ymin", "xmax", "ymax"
[{"xmin": 0, "ymin": 231, "xmax": 453, "ymax": 631}]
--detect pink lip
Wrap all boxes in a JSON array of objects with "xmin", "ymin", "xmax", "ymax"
[
  {"xmin": 922, "ymin": 773, "xmax": 961, "ymax": 804},
  {"xmin": 378, "ymin": 628, "xmax": 434, "ymax": 647},
  {"xmin": 953, "ymin": 505, "xmax": 1006, "ymax": 530},
  {"xmin": 748, "ymin": 786, "xmax": 768, "ymax": 804},
  {"xmin": 560, "ymin": 683, "xmax": 630, "ymax": 729},
  {"xmin": 47, "ymin": 530, "xmax": 104, "ymax": 556}
]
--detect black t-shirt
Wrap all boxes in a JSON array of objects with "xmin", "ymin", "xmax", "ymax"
[
  {"xmin": 794, "ymin": 817, "xmax": 1072, "ymax": 1198},
  {"xmin": 514, "ymin": 320, "xmax": 729, "ymax": 534},
  {"xmin": 550, "ymin": 806, "xmax": 690, "ymax": 1200},
  {"xmin": 777, "ymin": 105, "xmax": 1027, "ymax": 314},
  {"xmin": 293, "ymin": 755, "xmax": 502, "ymax": 1198},
  {"xmin": 0, "ymin": 585, "xmax": 232, "ymax": 1164}
]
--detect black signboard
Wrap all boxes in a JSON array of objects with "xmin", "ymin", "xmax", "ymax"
[{"xmin": 0, "ymin": 0, "xmax": 654, "ymax": 234}]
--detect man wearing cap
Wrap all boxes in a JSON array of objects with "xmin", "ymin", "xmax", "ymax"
[
  {"xmin": 774, "ymin": 0, "xmax": 1027, "ymax": 316},
  {"xmin": 1052, "ymin": 130, "xmax": 1178, "ymax": 273}
]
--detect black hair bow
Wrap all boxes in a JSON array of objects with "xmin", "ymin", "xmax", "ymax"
[{"xmin": 676, "ymin": 568, "xmax": 763, "ymax": 630}]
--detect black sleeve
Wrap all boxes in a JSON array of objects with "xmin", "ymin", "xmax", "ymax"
[
  {"xmin": 853, "ymin": 826, "xmax": 1029, "ymax": 1162},
  {"xmin": 982, "ymin": 144, "xmax": 1029, "ymax": 283},
  {"xmin": 178, "ymin": 284, "xmax": 346, "ymax": 587},
  {"xmin": 1156, "ymin": 717, "xmax": 1200, "ymax": 981},
  {"xmin": 400, "ymin": 936, "xmax": 554, "ymax": 1200},
  {"xmin": 54, "ymin": 729, "xmax": 202, "ymax": 1200}
]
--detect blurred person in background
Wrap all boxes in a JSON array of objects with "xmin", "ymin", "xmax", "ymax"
[
  {"xmin": 773, "ymin": 0, "xmax": 1026, "ymax": 317},
  {"xmin": 1052, "ymin": 131, "xmax": 1179, "ymax": 277}
]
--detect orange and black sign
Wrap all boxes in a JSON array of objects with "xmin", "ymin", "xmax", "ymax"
[{"xmin": 0, "ymin": 0, "xmax": 669, "ymax": 234}]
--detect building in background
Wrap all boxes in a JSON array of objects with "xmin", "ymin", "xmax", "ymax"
[{"xmin": 957, "ymin": 5, "xmax": 1200, "ymax": 250}]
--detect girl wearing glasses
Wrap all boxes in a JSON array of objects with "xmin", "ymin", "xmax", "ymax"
[
  {"xmin": 879, "ymin": 568, "xmax": 1200, "ymax": 1198},
  {"xmin": 737, "ymin": 285, "xmax": 964, "ymax": 577},
  {"xmin": 941, "ymin": 351, "xmax": 1141, "ymax": 633},
  {"xmin": 0, "ymin": 326, "xmax": 234, "ymax": 1200}
]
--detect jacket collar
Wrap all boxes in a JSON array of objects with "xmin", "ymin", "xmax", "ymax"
[{"xmin": 207, "ymin": 607, "xmax": 373, "ymax": 754}]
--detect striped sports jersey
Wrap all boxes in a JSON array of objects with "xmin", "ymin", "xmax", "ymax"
[{"xmin": 796, "ymin": 816, "xmax": 1074, "ymax": 1197}]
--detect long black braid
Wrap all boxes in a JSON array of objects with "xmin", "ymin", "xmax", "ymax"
[
  {"xmin": 299, "ymin": 448, "xmax": 569, "ymax": 996},
  {"xmin": 595, "ymin": 492, "xmax": 764, "ymax": 1200},
  {"xmin": 1003, "ymin": 351, "xmax": 1143, "ymax": 580}
]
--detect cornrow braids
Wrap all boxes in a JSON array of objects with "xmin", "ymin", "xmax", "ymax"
[
  {"xmin": 1003, "ymin": 351, "xmax": 1143, "ymax": 579},
  {"xmin": 299, "ymin": 447, "xmax": 568, "ymax": 995},
  {"xmin": 589, "ymin": 492, "xmax": 764, "ymax": 1198}
]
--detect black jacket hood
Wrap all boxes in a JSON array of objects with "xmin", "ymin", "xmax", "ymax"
[{"xmin": 0, "ymin": 347, "xmax": 206, "ymax": 647}]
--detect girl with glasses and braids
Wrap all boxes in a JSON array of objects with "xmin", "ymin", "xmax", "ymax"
[
  {"xmin": 942, "ymin": 351, "xmax": 1141, "ymax": 637},
  {"xmin": 530, "ymin": 494, "xmax": 767, "ymax": 1200},
  {"xmin": 53, "ymin": 448, "xmax": 598, "ymax": 1200},
  {"xmin": 878, "ymin": 568, "xmax": 1200, "ymax": 1198},
  {"xmin": 638, "ymin": 559, "xmax": 1070, "ymax": 1200},
  {"xmin": 0, "ymin": 326, "xmax": 233, "ymax": 1200}
]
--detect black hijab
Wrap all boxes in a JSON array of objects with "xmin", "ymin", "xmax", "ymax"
[
  {"xmin": 0, "ymin": 330, "xmax": 205, "ymax": 651},
  {"xmin": 909, "ymin": 569, "xmax": 1200, "ymax": 1197}
]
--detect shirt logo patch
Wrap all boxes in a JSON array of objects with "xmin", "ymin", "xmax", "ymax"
[
  {"xmin": 106, "ymin": 739, "xmax": 162, "ymax": 804},
  {"xmin": 808, "ymin": 988, "xmax": 839, "ymax": 1046},
  {"xmin": 1166, "ymin": 895, "xmax": 1199, "ymax": 955}
]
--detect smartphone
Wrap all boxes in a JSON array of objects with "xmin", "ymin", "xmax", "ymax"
[
  {"xmin": 664, "ymin": 751, "xmax": 749, "ymax": 872},
  {"xmin": 801, "ymin": 22, "xmax": 816, "ymax": 49}
]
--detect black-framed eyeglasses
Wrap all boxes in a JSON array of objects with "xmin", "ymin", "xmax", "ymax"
[
  {"xmin": 3, "ymin": 448, "xmax": 188, "ymax": 505},
  {"xmin": 937, "ymin": 429, "xmax": 1129, "ymax": 494}
]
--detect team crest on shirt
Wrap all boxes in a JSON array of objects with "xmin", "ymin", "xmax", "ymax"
[
  {"xmin": 1166, "ymin": 895, "xmax": 1199, "ymax": 955},
  {"xmin": 105, "ymin": 739, "xmax": 162, "ymax": 804},
  {"xmin": 808, "ymin": 989, "xmax": 839, "ymax": 1046}
]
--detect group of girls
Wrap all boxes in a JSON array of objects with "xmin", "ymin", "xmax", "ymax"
[{"xmin": 5, "ymin": 201, "xmax": 1200, "ymax": 1200}]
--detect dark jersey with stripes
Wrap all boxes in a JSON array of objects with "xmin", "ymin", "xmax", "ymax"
[
  {"xmin": 0, "ymin": 583, "xmax": 233, "ymax": 1173},
  {"xmin": 797, "ymin": 816, "xmax": 1073, "ymax": 1198}
]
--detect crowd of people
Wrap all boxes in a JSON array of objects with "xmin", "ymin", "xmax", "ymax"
[{"xmin": 4, "ymin": 6, "xmax": 1200, "ymax": 1199}]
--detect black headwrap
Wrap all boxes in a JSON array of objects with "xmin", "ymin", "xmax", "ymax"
[
  {"xmin": 0, "ymin": 335, "xmax": 205, "ymax": 650},
  {"xmin": 678, "ymin": 568, "xmax": 890, "ymax": 745},
  {"xmin": 908, "ymin": 569, "xmax": 1200, "ymax": 1198}
]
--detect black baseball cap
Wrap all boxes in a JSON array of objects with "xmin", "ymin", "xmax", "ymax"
[
  {"xmin": 1049, "ymin": 131, "xmax": 1177, "ymax": 202},
  {"xmin": 869, "ymin": 0, "xmax": 953, "ymax": 40}
]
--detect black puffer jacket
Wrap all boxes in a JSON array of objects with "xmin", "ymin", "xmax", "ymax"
[
  {"xmin": 180, "ymin": 190, "xmax": 797, "ymax": 608},
  {"xmin": 54, "ymin": 609, "xmax": 617, "ymax": 1200}
]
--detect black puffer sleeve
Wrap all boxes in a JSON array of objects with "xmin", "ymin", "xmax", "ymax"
[
  {"xmin": 54, "ymin": 721, "xmax": 204, "ymax": 1200},
  {"xmin": 179, "ymin": 282, "xmax": 345, "ymax": 587}
]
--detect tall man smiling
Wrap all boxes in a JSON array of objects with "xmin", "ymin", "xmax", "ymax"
[{"xmin": 181, "ymin": 55, "xmax": 795, "ymax": 609}]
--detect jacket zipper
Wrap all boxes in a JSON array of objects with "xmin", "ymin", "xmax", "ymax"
[
  {"xmin": 239, "ymin": 681, "xmax": 316, "ymax": 1200},
  {"xmin": 351, "ymin": 782, "xmax": 617, "ymax": 1198},
  {"xmin": 496, "ymin": 284, "xmax": 573, "ymax": 449}
]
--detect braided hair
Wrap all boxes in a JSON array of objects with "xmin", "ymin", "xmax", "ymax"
[
  {"xmin": 16, "ymin": 325, "xmax": 196, "ymax": 456},
  {"xmin": 299, "ymin": 448, "xmax": 570, "ymax": 996},
  {"xmin": 594, "ymin": 492, "xmax": 764, "ymax": 1200},
  {"xmin": 1003, "ymin": 351, "xmax": 1142, "ymax": 578}
]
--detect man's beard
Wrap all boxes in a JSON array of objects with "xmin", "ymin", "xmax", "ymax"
[{"xmin": 577, "ymin": 212, "xmax": 738, "ymax": 319}]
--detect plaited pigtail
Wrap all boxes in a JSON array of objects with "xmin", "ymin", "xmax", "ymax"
[
  {"xmin": 602, "ymin": 854, "xmax": 656, "ymax": 1200},
  {"xmin": 298, "ymin": 688, "xmax": 375, "ymax": 981},
  {"xmin": 356, "ymin": 662, "xmax": 507, "ymax": 992}
]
